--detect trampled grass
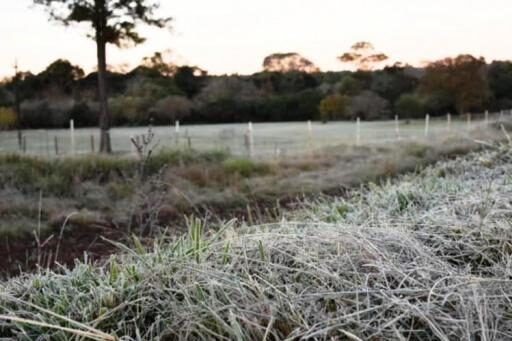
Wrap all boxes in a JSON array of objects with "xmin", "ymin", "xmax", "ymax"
[{"xmin": 1, "ymin": 141, "xmax": 512, "ymax": 340}]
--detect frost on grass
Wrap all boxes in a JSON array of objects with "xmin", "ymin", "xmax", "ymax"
[{"xmin": 1, "ymin": 145, "xmax": 512, "ymax": 340}]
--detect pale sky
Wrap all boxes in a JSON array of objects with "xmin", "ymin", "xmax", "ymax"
[{"xmin": 1, "ymin": 0, "xmax": 511, "ymax": 78}]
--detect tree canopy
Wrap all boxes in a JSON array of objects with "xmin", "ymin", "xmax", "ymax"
[
  {"xmin": 420, "ymin": 55, "xmax": 489, "ymax": 114},
  {"xmin": 338, "ymin": 42, "xmax": 388, "ymax": 71},
  {"xmin": 33, "ymin": 0, "xmax": 171, "ymax": 47},
  {"xmin": 262, "ymin": 53, "xmax": 320, "ymax": 73}
]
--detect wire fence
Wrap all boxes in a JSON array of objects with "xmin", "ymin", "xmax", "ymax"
[{"xmin": 0, "ymin": 110, "xmax": 510, "ymax": 159}]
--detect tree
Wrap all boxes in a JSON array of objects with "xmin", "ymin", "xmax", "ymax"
[
  {"xmin": 371, "ymin": 66, "xmax": 418, "ymax": 110},
  {"xmin": 142, "ymin": 50, "xmax": 176, "ymax": 77},
  {"xmin": 174, "ymin": 66, "xmax": 207, "ymax": 98},
  {"xmin": 33, "ymin": 0, "xmax": 171, "ymax": 152},
  {"xmin": 150, "ymin": 95, "xmax": 192, "ymax": 123},
  {"xmin": 488, "ymin": 61, "xmax": 512, "ymax": 106},
  {"xmin": 348, "ymin": 90, "xmax": 390, "ymax": 120},
  {"xmin": 262, "ymin": 53, "xmax": 320, "ymax": 73},
  {"xmin": 419, "ymin": 55, "xmax": 489, "ymax": 114},
  {"xmin": 318, "ymin": 94, "xmax": 350, "ymax": 121},
  {"xmin": 395, "ymin": 93, "xmax": 427, "ymax": 119},
  {"xmin": 338, "ymin": 75, "xmax": 364, "ymax": 96},
  {"xmin": 338, "ymin": 42, "xmax": 388, "ymax": 71},
  {"xmin": 38, "ymin": 59, "xmax": 84, "ymax": 97}
]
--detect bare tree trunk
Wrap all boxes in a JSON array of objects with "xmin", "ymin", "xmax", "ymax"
[{"xmin": 96, "ymin": 13, "xmax": 112, "ymax": 153}]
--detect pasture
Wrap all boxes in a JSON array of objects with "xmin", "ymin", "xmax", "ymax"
[{"xmin": 0, "ymin": 113, "xmax": 499, "ymax": 158}]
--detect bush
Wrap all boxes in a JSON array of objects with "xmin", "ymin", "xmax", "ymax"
[
  {"xmin": 395, "ymin": 93, "xmax": 427, "ymax": 118},
  {"xmin": 69, "ymin": 101, "xmax": 99, "ymax": 126},
  {"xmin": 318, "ymin": 94, "xmax": 351, "ymax": 121},
  {"xmin": 223, "ymin": 158, "xmax": 272, "ymax": 177},
  {"xmin": 0, "ymin": 107, "xmax": 16, "ymax": 129},
  {"xmin": 348, "ymin": 90, "xmax": 390, "ymax": 120},
  {"xmin": 109, "ymin": 95, "xmax": 154, "ymax": 126},
  {"xmin": 150, "ymin": 95, "xmax": 192, "ymax": 124},
  {"xmin": 20, "ymin": 99, "xmax": 73, "ymax": 128}
]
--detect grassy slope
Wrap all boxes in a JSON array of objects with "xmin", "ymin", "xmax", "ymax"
[{"xmin": 1, "ymin": 142, "xmax": 512, "ymax": 340}]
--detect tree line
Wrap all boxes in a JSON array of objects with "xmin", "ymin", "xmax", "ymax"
[
  {"xmin": 1, "ymin": 52, "xmax": 510, "ymax": 128},
  {"xmin": 0, "ymin": 0, "xmax": 512, "ymax": 152},
  {"xmin": 0, "ymin": 0, "xmax": 510, "ymax": 156}
]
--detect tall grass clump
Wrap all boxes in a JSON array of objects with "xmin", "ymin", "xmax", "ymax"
[
  {"xmin": 1, "ymin": 143, "xmax": 512, "ymax": 340},
  {"xmin": 0, "ymin": 149, "xmax": 229, "ymax": 196}
]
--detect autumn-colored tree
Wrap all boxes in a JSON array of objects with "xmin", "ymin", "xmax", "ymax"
[
  {"xmin": 33, "ymin": 0, "xmax": 171, "ymax": 152},
  {"xmin": 338, "ymin": 42, "xmax": 388, "ymax": 71},
  {"xmin": 263, "ymin": 53, "xmax": 320, "ymax": 73},
  {"xmin": 419, "ymin": 55, "xmax": 489, "ymax": 114},
  {"xmin": 318, "ymin": 94, "xmax": 350, "ymax": 121}
]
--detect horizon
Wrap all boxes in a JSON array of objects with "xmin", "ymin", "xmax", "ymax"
[{"xmin": 1, "ymin": 0, "xmax": 511, "ymax": 78}]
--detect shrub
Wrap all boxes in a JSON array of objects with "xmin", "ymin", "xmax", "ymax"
[
  {"xmin": 395, "ymin": 93, "xmax": 427, "ymax": 118},
  {"xmin": 348, "ymin": 90, "xmax": 391, "ymax": 120},
  {"xmin": 150, "ymin": 95, "xmax": 192, "ymax": 124},
  {"xmin": 0, "ymin": 107, "xmax": 16, "ymax": 129},
  {"xmin": 318, "ymin": 94, "xmax": 351, "ymax": 121},
  {"xmin": 222, "ymin": 158, "xmax": 272, "ymax": 177}
]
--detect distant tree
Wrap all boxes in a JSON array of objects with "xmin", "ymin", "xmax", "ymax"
[
  {"xmin": 420, "ymin": 55, "xmax": 489, "ymax": 114},
  {"xmin": 488, "ymin": 61, "xmax": 512, "ymax": 106},
  {"xmin": 174, "ymin": 66, "xmax": 207, "ymax": 98},
  {"xmin": 142, "ymin": 50, "xmax": 176, "ymax": 77},
  {"xmin": 150, "ymin": 95, "xmax": 192, "ymax": 123},
  {"xmin": 319, "ymin": 94, "xmax": 350, "ymax": 121},
  {"xmin": 338, "ymin": 75, "xmax": 364, "ymax": 96},
  {"xmin": 0, "ymin": 85, "xmax": 12, "ymax": 107},
  {"xmin": 196, "ymin": 77, "xmax": 260, "ymax": 104},
  {"xmin": 338, "ymin": 42, "xmax": 388, "ymax": 71},
  {"xmin": 39, "ymin": 59, "xmax": 84, "ymax": 97},
  {"xmin": 262, "ymin": 53, "xmax": 320, "ymax": 73},
  {"xmin": 348, "ymin": 90, "xmax": 390, "ymax": 120},
  {"xmin": 33, "ymin": 0, "xmax": 171, "ymax": 152},
  {"xmin": 371, "ymin": 66, "xmax": 418, "ymax": 108},
  {"xmin": 395, "ymin": 93, "xmax": 427, "ymax": 119},
  {"xmin": 0, "ymin": 107, "xmax": 17, "ymax": 130}
]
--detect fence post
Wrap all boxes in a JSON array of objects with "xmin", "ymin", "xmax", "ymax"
[
  {"xmin": 447, "ymin": 113, "xmax": 452, "ymax": 132},
  {"xmin": 466, "ymin": 113, "xmax": 471, "ymax": 131},
  {"xmin": 307, "ymin": 120, "xmax": 314, "ymax": 154},
  {"xmin": 424, "ymin": 114, "xmax": 430, "ymax": 137},
  {"xmin": 70, "ymin": 119, "xmax": 75, "ymax": 155},
  {"xmin": 356, "ymin": 117, "xmax": 361, "ymax": 146},
  {"xmin": 45, "ymin": 130, "xmax": 50, "ymax": 157},
  {"xmin": 394, "ymin": 115, "xmax": 400, "ymax": 140},
  {"xmin": 248, "ymin": 122, "xmax": 254, "ymax": 158},
  {"xmin": 22, "ymin": 136, "xmax": 27, "ymax": 153},
  {"xmin": 174, "ymin": 120, "xmax": 180, "ymax": 146},
  {"xmin": 90, "ymin": 135, "xmax": 95, "ymax": 153},
  {"xmin": 274, "ymin": 143, "xmax": 280, "ymax": 162},
  {"xmin": 485, "ymin": 110, "xmax": 489, "ymax": 126},
  {"xmin": 54, "ymin": 136, "xmax": 59, "ymax": 155}
]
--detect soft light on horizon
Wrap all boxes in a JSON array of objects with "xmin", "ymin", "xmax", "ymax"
[{"xmin": 0, "ymin": 0, "xmax": 511, "ymax": 78}]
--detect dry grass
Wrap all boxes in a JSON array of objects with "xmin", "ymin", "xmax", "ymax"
[{"xmin": 1, "ymin": 141, "xmax": 512, "ymax": 340}]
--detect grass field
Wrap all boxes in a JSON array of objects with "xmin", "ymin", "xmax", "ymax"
[
  {"xmin": 1, "ymin": 141, "xmax": 511, "ymax": 340},
  {"xmin": 0, "ymin": 118, "xmax": 510, "ymax": 276},
  {"xmin": 0, "ymin": 114, "xmax": 501, "ymax": 158}
]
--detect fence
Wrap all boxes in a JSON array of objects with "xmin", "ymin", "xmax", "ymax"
[{"xmin": 0, "ymin": 110, "xmax": 510, "ymax": 160}]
